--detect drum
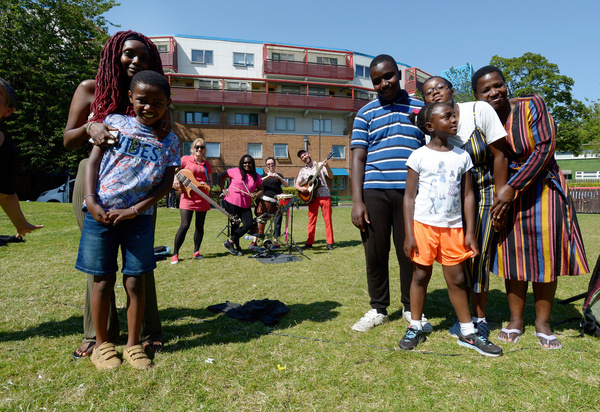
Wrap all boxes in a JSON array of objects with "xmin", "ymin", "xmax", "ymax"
[
  {"xmin": 253, "ymin": 195, "xmax": 278, "ymax": 237},
  {"xmin": 276, "ymin": 193, "xmax": 293, "ymax": 207},
  {"xmin": 255, "ymin": 195, "xmax": 278, "ymax": 217}
]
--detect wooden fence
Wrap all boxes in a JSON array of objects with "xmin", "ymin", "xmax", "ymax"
[{"xmin": 570, "ymin": 187, "xmax": 600, "ymax": 214}]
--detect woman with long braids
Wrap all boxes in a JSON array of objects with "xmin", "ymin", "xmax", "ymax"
[{"xmin": 64, "ymin": 31, "xmax": 166, "ymax": 358}]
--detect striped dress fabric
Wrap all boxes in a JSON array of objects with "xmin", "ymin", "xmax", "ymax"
[
  {"xmin": 351, "ymin": 90, "xmax": 424, "ymax": 189},
  {"xmin": 491, "ymin": 94, "xmax": 589, "ymax": 282},
  {"xmin": 461, "ymin": 104, "xmax": 496, "ymax": 292}
]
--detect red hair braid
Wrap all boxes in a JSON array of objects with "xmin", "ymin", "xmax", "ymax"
[{"xmin": 90, "ymin": 30, "xmax": 164, "ymax": 122}]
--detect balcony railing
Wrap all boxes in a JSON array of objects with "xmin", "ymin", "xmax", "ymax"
[
  {"xmin": 159, "ymin": 52, "xmax": 177, "ymax": 72},
  {"xmin": 171, "ymin": 88, "xmax": 370, "ymax": 112},
  {"xmin": 264, "ymin": 60, "xmax": 354, "ymax": 81}
]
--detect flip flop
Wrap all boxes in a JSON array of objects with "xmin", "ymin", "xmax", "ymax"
[
  {"xmin": 142, "ymin": 340, "xmax": 163, "ymax": 353},
  {"xmin": 72, "ymin": 341, "xmax": 95, "ymax": 359},
  {"xmin": 534, "ymin": 332, "xmax": 562, "ymax": 350},
  {"xmin": 497, "ymin": 328, "xmax": 523, "ymax": 343}
]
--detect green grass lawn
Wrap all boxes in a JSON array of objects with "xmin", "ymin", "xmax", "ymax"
[{"xmin": 1, "ymin": 202, "xmax": 600, "ymax": 411}]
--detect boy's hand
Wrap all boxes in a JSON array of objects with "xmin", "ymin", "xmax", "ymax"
[
  {"xmin": 107, "ymin": 208, "xmax": 136, "ymax": 225},
  {"xmin": 351, "ymin": 201, "xmax": 370, "ymax": 231},
  {"xmin": 465, "ymin": 233, "xmax": 480, "ymax": 257},
  {"xmin": 403, "ymin": 236, "xmax": 418, "ymax": 259},
  {"xmin": 87, "ymin": 201, "xmax": 112, "ymax": 224}
]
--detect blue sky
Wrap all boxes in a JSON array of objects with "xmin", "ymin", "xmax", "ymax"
[{"xmin": 104, "ymin": 0, "xmax": 598, "ymax": 103}]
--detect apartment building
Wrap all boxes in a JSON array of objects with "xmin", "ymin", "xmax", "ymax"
[{"xmin": 150, "ymin": 35, "xmax": 429, "ymax": 197}]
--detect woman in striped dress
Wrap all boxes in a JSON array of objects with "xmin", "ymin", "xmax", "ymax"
[
  {"xmin": 473, "ymin": 66, "xmax": 589, "ymax": 349},
  {"xmin": 422, "ymin": 76, "xmax": 508, "ymax": 339}
]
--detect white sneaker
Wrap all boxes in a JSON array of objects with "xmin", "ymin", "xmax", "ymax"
[
  {"xmin": 352, "ymin": 309, "xmax": 388, "ymax": 332},
  {"xmin": 402, "ymin": 308, "xmax": 433, "ymax": 333}
]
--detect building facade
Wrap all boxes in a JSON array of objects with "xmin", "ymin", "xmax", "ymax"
[{"xmin": 150, "ymin": 35, "xmax": 428, "ymax": 197}]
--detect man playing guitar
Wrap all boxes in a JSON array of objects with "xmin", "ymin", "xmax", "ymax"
[{"xmin": 294, "ymin": 150, "xmax": 335, "ymax": 250}]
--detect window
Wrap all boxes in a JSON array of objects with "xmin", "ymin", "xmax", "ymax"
[
  {"xmin": 309, "ymin": 86, "xmax": 326, "ymax": 96},
  {"xmin": 233, "ymin": 52, "xmax": 254, "ymax": 67},
  {"xmin": 332, "ymin": 145, "xmax": 345, "ymax": 159},
  {"xmin": 355, "ymin": 64, "xmax": 369, "ymax": 79},
  {"xmin": 235, "ymin": 113, "xmax": 259, "ymax": 126},
  {"xmin": 275, "ymin": 117, "xmax": 295, "ymax": 131},
  {"xmin": 281, "ymin": 85, "xmax": 301, "ymax": 94},
  {"xmin": 248, "ymin": 143, "xmax": 262, "ymax": 159},
  {"xmin": 332, "ymin": 176, "xmax": 346, "ymax": 190},
  {"xmin": 206, "ymin": 142, "xmax": 220, "ymax": 158},
  {"xmin": 227, "ymin": 81, "xmax": 248, "ymax": 91},
  {"xmin": 317, "ymin": 56, "xmax": 338, "ymax": 66},
  {"xmin": 181, "ymin": 141, "xmax": 191, "ymax": 155},
  {"xmin": 198, "ymin": 80, "xmax": 220, "ymax": 89},
  {"xmin": 156, "ymin": 43, "xmax": 168, "ymax": 53},
  {"xmin": 273, "ymin": 144, "xmax": 288, "ymax": 159},
  {"xmin": 313, "ymin": 118, "xmax": 332, "ymax": 133},
  {"xmin": 185, "ymin": 112, "xmax": 210, "ymax": 124},
  {"xmin": 272, "ymin": 52, "xmax": 294, "ymax": 61},
  {"xmin": 191, "ymin": 49, "xmax": 213, "ymax": 64},
  {"xmin": 356, "ymin": 90, "xmax": 371, "ymax": 100}
]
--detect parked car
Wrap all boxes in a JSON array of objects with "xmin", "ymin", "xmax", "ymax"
[{"xmin": 36, "ymin": 179, "xmax": 76, "ymax": 203}]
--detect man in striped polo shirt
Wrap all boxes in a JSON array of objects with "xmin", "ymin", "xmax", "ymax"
[{"xmin": 350, "ymin": 54, "xmax": 431, "ymax": 333}]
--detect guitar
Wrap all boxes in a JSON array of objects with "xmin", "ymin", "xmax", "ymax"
[
  {"xmin": 176, "ymin": 169, "xmax": 241, "ymax": 224},
  {"xmin": 297, "ymin": 150, "xmax": 335, "ymax": 203}
]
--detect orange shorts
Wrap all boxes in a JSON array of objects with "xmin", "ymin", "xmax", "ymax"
[{"xmin": 411, "ymin": 221, "xmax": 474, "ymax": 266}]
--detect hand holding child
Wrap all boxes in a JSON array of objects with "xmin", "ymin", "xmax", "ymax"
[
  {"xmin": 464, "ymin": 232, "xmax": 480, "ymax": 258},
  {"xmin": 88, "ymin": 122, "xmax": 120, "ymax": 148}
]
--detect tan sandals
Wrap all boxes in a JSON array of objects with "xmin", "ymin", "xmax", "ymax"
[
  {"xmin": 90, "ymin": 342, "xmax": 121, "ymax": 370},
  {"xmin": 90, "ymin": 342, "xmax": 152, "ymax": 370},
  {"xmin": 123, "ymin": 344, "xmax": 152, "ymax": 369}
]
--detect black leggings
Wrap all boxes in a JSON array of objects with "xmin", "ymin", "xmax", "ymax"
[
  {"xmin": 173, "ymin": 209, "xmax": 207, "ymax": 255},
  {"xmin": 223, "ymin": 200, "xmax": 254, "ymax": 248}
]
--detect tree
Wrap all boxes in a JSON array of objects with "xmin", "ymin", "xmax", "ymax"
[
  {"xmin": 490, "ymin": 53, "xmax": 586, "ymax": 154},
  {"xmin": 0, "ymin": 0, "xmax": 117, "ymax": 184},
  {"xmin": 442, "ymin": 64, "xmax": 473, "ymax": 103}
]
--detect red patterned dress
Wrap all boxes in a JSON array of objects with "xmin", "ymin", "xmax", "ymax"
[{"xmin": 491, "ymin": 94, "xmax": 589, "ymax": 282}]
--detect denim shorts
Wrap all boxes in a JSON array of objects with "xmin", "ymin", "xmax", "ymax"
[{"xmin": 75, "ymin": 212, "xmax": 156, "ymax": 276}]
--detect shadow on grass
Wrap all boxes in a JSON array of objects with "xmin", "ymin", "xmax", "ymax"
[
  {"xmin": 158, "ymin": 300, "xmax": 342, "ymax": 352},
  {"xmin": 386, "ymin": 287, "xmax": 584, "ymax": 334},
  {"xmin": 0, "ymin": 300, "xmax": 342, "ymax": 352}
]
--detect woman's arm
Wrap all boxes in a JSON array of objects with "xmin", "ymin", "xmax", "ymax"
[
  {"xmin": 63, "ymin": 80, "xmax": 118, "ymax": 150},
  {"xmin": 488, "ymin": 138, "xmax": 511, "ymax": 227},
  {"xmin": 504, "ymin": 95, "xmax": 556, "ymax": 194}
]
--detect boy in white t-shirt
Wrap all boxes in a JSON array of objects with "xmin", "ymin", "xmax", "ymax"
[{"xmin": 400, "ymin": 102, "xmax": 502, "ymax": 357}]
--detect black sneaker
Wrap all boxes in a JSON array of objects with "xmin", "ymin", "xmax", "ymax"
[
  {"xmin": 399, "ymin": 326, "xmax": 426, "ymax": 350},
  {"xmin": 458, "ymin": 332, "xmax": 503, "ymax": 357},
  {"xmin": 326, "ymin": 243, "xmax": 334, "ymax": 250},
  {"xmin": 223, "ymin": 240, "xmax": 237, "ymax": 255},
  {"xmin": 303, "ymin": 243, "xmax": 313, "ymax": 249}
]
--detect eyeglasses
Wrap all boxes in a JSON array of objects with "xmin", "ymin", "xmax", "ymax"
[
  {"xmin": 194, "ymin": 145, "xmax": 205, "ymax": 150},
  {"xmin": 266, "ymin": 163, "xmax": 275, "ymax": 166},
  {"xmin": 423, "ymin": 83, "xmax": 449, "ymax": 97}
]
